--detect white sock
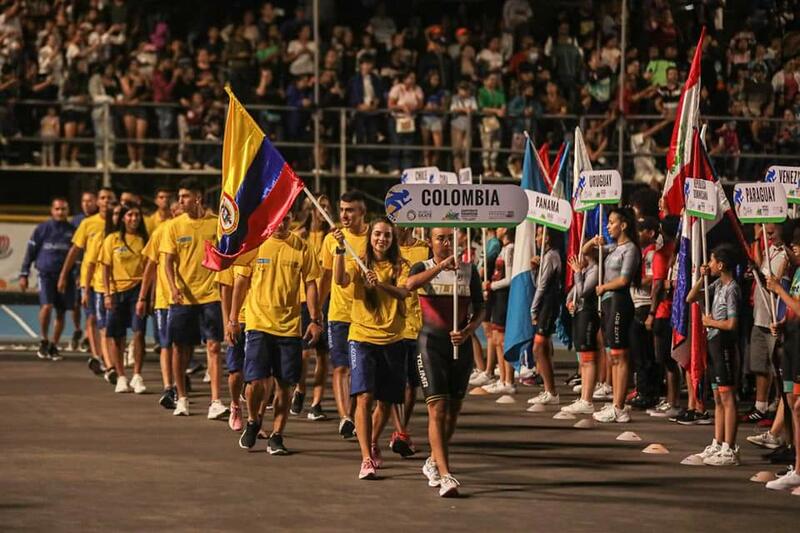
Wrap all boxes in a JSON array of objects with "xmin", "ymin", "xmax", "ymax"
[
  {"xmin": 720, "ymin": 442, "xmax": 730, "ymax": 452},
  {"xmin": 711, "ymin": 438, "xmax": 719, "ymax": 447},
  {"xmin": 755, "ymin": 401, "xmax": 768, "ymax": 413}
]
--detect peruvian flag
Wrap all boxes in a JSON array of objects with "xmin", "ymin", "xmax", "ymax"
[{"xmin": 661, "ymin": 27, "xmax": 706, "ymax": 216}]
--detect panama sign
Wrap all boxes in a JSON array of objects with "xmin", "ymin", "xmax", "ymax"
[{"xmin": 526, "ymin": 191, "xmax": 573, "ymax": 232}]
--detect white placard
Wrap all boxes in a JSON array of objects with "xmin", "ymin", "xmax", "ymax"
[
  {"xmin": 458, "ymin": 167, "xmax": 473, "ymax": 184},
  {"xmin": 526, "ymin": 191, "xmax": 573, "ymax": 232},
  {"xmin": 400, "ymin": 166, "xmax": 440, "ymax": 184},
  {"xmin": 764, "ymin": 166, "xmax": 800, "ymax": 205},
  {"xmin": 385, "ymin": 184, "xmax": 528, "ymax": 228},
  {"xmin": 438, "ymin": 171, "xmax": 459, "ymax": 184},
  {"xmin": 576, "ymin": 169, "xmax": 622, "ymax": 210},
  {"xmin": 684, "ymin": 178, "xmax": 717, "ymax": 220},
  {"xmin": 733, "ymin": 182, "xmax": 787, "ymax": 224},
  {"xmin": 0, "ymin": 222, "xmax": 38, "ymax": 291}
]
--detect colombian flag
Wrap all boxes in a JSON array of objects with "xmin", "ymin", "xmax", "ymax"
[{"xmin": 203, "ymin": 87, "xmax": 305, "ymax": 271}]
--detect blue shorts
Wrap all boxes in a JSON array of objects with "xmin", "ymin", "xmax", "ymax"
[
  {"xmin": 154, "ymin": 308, "xmax": 172, "ymax": 347},
  {"xmin": 106, "ymin": 285, "xmax": 147, "ymax": 339},
  {"xmin": 94, "ymin": 291, "xmax": 108, "ymax": 329},
  {"xmin": 403, "ymin": 339, "xmax": 421, "ymax": 388},
  {"xmin": 82, "ymin": 287, "xmax": 95, "ymax": 319},
  {"xmin": 168, "ymin": 302, "xmax": 223, "ymax": 346},
  {"xmin": 38, "ymin": 272, "xmax": 74, "ymax": 312},
  {"xmin": 328, "ymin": 321, "xmax": 351, "ymax": 368},
  {"xmin": 301, "ymin": 300, "xmax": 329, "ymax": 350},
  {"xmin": 243, "ymin": 330, "xmax": 302, "ymax": 384},
  {"xmin": 349, "ymin": 340, "xmax": 407, "ymax": 404},
  {"xmin": 226, "ymin": 324, "xmax": 245, "ymax": 373}
]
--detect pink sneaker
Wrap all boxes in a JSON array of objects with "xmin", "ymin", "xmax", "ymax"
[
  {"xmin": 359, "ymin": 458, "xmax": 377, "ymax": 480},
  {"xmin": 228, "ymin": 403, "xmax": 243, "ymax": 432},
  {"xmin": 370, "ymin": 443, "xmax": 384, "ymax": 468}
]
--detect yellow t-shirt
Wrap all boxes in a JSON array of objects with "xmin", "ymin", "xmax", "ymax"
[
  {"xmin": 99, "ymin": 233, "xmax": 146, "ymax": 294},
  {"xmin": 145, "ymin": 211, "xmax": 170, "ymax": 236},
  {"xmin": 142, "ymin": 222, "xmax": 171, "ymax": 310},
  {"xmin": 400, "ymin": 240, "xmax": 430, "ymax": 340},
  {"xmin": 348, "ymin": 259, "xmax": 409, "ymax": 345},
  {"xmin": 84, "ymin": 231, "xmax": 106, "ymax": 293},
  {"xmin": 72, "ymin": 213, "xmax": 106, "ymax": 287},
  {"xmin": 293, "ymin": 229, "xmax": 325, "ymax": 303},
  {"xmin": 159, "ymin": 212, "xmax": 219, "ymax": 305},
  {"xmin": 215, "ymin": 267, "xmax": 246, "ymax": 324},
  {"xmin": 236, "ymin": 232, "xmax": 320, "ymax": 337},
  {"xmin": 320, "ymin": 228, "xmax": 368, "ymax": 323}
]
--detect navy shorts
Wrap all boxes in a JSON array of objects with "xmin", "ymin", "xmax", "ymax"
[
  {"xmin": 403, "ymin": 338, "xmax": 421, "ymax": 388},
  {"xmin": 38, "ymin": 272, "xmax": 74, "ymax": 312},
  {"xmin": 301, "ymin": 301, "xmax": 329, "ymax": 350},
  {"xmin": 94, "ymin": 291, "xmax": 108, "ymax": 329},
  {"xmin": 243, "ymin": 330, "xmax": 302, "ymax": 384},
  {"xmin": 349, "ymin": 340, "xmax": 407, "ymax": 404},
  {"xmin": 154, "ymin": 308, "xmax": 172, "ymax": 347},
  {"xmin": 82, "ymin": 287, "xmax": 95, "ymax": 319},
  {"xmin": 328, "ymin": 321, "xmax": 351, "ymax": 368},
  {"xmin": 106, "ymin": 285, "xmax": 147, "ymax": 339},
  {"xmin": 168, "ymin": 302, "xmax": 223, "ymax": 346},
  {"xmin": 226, "ymin": 324, "xmax": 245, "ymax": 373}
]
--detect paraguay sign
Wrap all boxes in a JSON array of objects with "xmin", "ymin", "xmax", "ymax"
[
  {"xmin": 385, "ymin": 184, "xmax": 528, "ymax": 228},
  {"xmin": 733, "ymin": 182, "xmax": 787, "ymax": 224},
  {"xmin": 526, "ymin": 191, "xmax": 573, "ymax": 232},
  {"xmin": 400, "ymin": 166, "xmax": 440, "ymax": 184},
  {"xmin": 576, "ymin": 170, "xmax": 622, "ymax": 210},
  {"xmin": 764, "ymin": 166, "xmax": 800, "ymax": 205},
  {"xmin": 684, "ymin": 178, "xmax": 717, "ymax": 220}
]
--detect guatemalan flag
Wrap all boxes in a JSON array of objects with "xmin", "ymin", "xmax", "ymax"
[
  {"xmin": 503, "ymin": 137, "xmax": 551, "ymax": 364},
  {"xmin": 203, "ymin": 87, "xmax": 305, "ymax": 271}
]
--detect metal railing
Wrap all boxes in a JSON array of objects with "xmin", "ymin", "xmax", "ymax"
[{"xmin": 1, "ymin": 99, "xmax": 798, "ymax": 204}]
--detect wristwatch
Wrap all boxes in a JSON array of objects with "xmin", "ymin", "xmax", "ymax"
[
  {"xmin": 311, "ymin": 318, "xmax": 322, "ymax": 326},
  {"xmin": 335, "ymin": 247, "xmax": 346, "ymax": 255}
]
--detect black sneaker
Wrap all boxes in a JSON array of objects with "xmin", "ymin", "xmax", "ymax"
[
  {"xmin": 239, "ymin": 420, "xmax": 261, "ymax": 449},
  {"xmin": 669, "ymin": 408, "xmax": 688, "ymax": 422},
  {"xmin": 159, "ymin": 388, "xmax": 177, "ymax": 410},
  {"xmin": 290, "ymin": 391, "xmax": 305, "ymax": 415},
  {"xmin": 48, "ymin": 343, "xmax": 63, "ymax": 361},
  {"xmin": 267, "ymin": 433, "xmax": 289, "ymax": 455},
  {"xmin": 79, "ymin": 337, "xmax": 90, "ymax": 353},
  {"xmin": 694, "ymin": 410, "xmax": 713, "ymax": 425},
  {"xmin": 68, "ymin": 329, "xmax": 82, "ymax": 351},
  {"xmin": 37, "ymin": 340, "xmax": 50, "ymax": 359},
  {"xmin": 104, "ymin": 368, "xmax": 118, "ymax": 385},
  {"xmin": 87, "ymin": 356, "xmax": 104, "ymax": 375},
  {"xmin": 628, "ymin": 395, "xmax": 658, "ymax": 410},
  {"xmin": 767, "ymin": 446, "xmax": 795, "ymax": 465},
  {"xmin": 307, "ymin": 403, "xmax": 327, "ymax": 421},
  {"xmin": 339, "ymin": 417, "xmax": 356, "ymax": 439},
  {"xmin": 564, "ymin": 372, "xmax": 580, "ymax": 386},
  {"xmin": 675, "ymin": 409, "xmax": 698, "ymax": 425},
  {"xmin": 740, "ymin": 407, "xmax": 766, "ymax": 423}
]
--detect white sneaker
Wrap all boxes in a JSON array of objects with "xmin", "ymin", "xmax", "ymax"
[
  {"xmin": 471, "ymin": 372, "xmax": 494, "ymax": 387},
  {"xmin": 766, "ymin": 467, "xmax": 800, "ymax": 491},
  {"xmin": 498, "ymin": 382, "xmax": 517, "ymax": 395},
  {"xmin": 203, "ymin": 371, "xmax": 211, "ymax": 383},
  {"xmin": 703, "ymin": 444, "xmax": 740, "ymax": 466},
  {"xmin": 614, "ymin": 406, "xmax": 631, "ymax": 423},
  {"xmin": 481, "ymin": 380, "xmax": 504, "ymax": 394},
  {"xmin": 355, "ymin": 165, "xmax": 365, "ymax": 174},
  {"xmin": 422, "ymin": 457, "xmax": 441, "ymax": 487},
  {"xmin": 527, "ymin": 390, "xmax": 559, "ymax": 405},
  {"xmin": 173, "ymin": 397, "xmax": 189, "ymax": 416},
  {"xmin": 130, "ymin": 374, "xmax": 147, "ymax": 394},
  {"xmin": 114, "ymin": 375, "xmax": 132, "ymax": 393},
  {"xmin": 646, "ymin": 400, "xmax": 669, "ymax": 416},
  {"xmin": 518, "ymin": 366, "xmax": 535, "ymax": 379},
  {"xmin": 365, "ymin": 164, "xmax": 380, "ymax": 175},
  {"xmin": 689, "ymin": 440, "xmax": 721, "ymax": 463},
  {"xmin": 572, "ymin": 383, "xmax": 582, "ymax": 394},
  {"xmin": 592, "ymin": 382, "xmax": 612, "ymax": 400},
  {"xmin": 207, "ymin": 400, "xmax": 229, "ymax": 420},
  {"xmin": 746, "ymin": 431, "xmax": 785, "ymax": 449},
  {"xmin": 592, "ymin": 403, "xmax": 620, "ymax": 423},
  {"xmin": 438, "ymin": 473, "xmax": 460, "ymax": 497},
  {"xmin": 561, "ymin": 398, "xmax": 594, "ymax": 414}
]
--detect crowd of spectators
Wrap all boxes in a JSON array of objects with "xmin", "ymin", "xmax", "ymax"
[{"xmin": 0, "ymin": 0, "xmax": 799, "ymax": 183}]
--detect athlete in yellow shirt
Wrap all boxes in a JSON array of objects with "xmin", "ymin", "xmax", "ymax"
[
  {"xmin": 144, "ymin": 187, "xmax": 173, "ymax": 235},
  {"xmin": 319, "ymin": 190, "xmax": 368, "ymax": 439},
  {"xmin": 57, "ymin": 187, "xmax": 116, "ymax": 363},
  {"xmin": 230, "ymin": 215, "xmax": 323, "ymax": 455},
  {"xmin": 160, "ymin": 178, "xmax": 227, "ymax": 420},
  {"xmin": 138, "ymin": 200, "xmax": 182, "ymax": 410},
  {"xmin": 333, "ymin": 217, "xmax": 410, "ymax": 480},
  {"xmin": 100, "ymin": 204, "xmax": 148, "ymax": 394}
]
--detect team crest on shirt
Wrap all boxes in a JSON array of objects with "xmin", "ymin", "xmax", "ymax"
[{"xmin": 219, "ymin": 192, "xmax": 239, "ymax": 235}]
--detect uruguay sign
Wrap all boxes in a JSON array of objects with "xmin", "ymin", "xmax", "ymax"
[
  {"xmin": 684, "ymin": 178, "xmax": 717, "ymax": 220},
  {"xmin": 526, "ymin": 191, "xmax": 573, "ymax": 232},
  {"xmin": 575, "ymin": 169, "xmax": 622, "ymax": 210},
  {"xmin": 385, "ymin": 184, "xmax": 528, "ymax": 228},
  {"xmin": 764, "ymin": 166, "xmax": 800, "ymax": 205},
  {"xmin": 733, "ymin": 182, "xmax": 787, "ymax": 224}
]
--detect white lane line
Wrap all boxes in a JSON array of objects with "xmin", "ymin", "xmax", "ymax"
[{"xmin": 1, "ymin": 304, "xmax": 37, "ymax": 338}]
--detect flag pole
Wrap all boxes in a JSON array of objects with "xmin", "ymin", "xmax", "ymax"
[
  {"xmin": 480, "ymin": 173, "xmax": 488, "ymax": 286},
  {"xmin": 453, "ymin": 229, "xmax": 459, "ymax": 360},
  {"xmin": 700, "ymin": 218, "xmax": 710, "ymax": 318},
  {"xmin": 303, "ymin": 187, "xmax": 368, "ymax": 273},
  {"xmin": 573, "ymin": 212, "xmax": 588, "ymax": 309},
  {"xmin": 761, "ymin": 223, "xmax": 778, "ymax": 323},
  {"xmin": 597, "ymin": 204, "xmax": 604, "ymax": 313}
]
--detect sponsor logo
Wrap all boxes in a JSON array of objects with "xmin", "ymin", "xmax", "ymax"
[
  {"xmin": 416, "ymin": 210, "xmax": 432, "ymax": 220},
  {"xmin": 406, "ymin": 210, "xmax": 417, "ymax": 221},
  {"xmin": 416, "ymin": 354, "xmax": 428, "ymax": 388},
  {"xmin": 765, "ymin": 168, "xmax": 777, "ymax": 183},
  {"xmin": 444, "ymin": 210, "xmax": 460, "ymax": 220},
  {"xmin": 219, "ymin": 192, "xmax": 240, "ymax": 235},
  {"xmin": 460, "ymin": 209, "xmax": 478, "ymax": 220}
]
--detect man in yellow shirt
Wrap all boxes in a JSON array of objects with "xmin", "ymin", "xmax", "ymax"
[
  {"xmin": 219, "ymin": 266, "xmax": 249, "ymax": 432},
  {"xmin": 145, "ymin": 187, "xmax": 173, "ymax": 235},
  {"xmin": 230, "ymin": 214, "xmax": 323, "ymax": 455},
  {"xmin": 319, "ymin": 190, "xmax": 369, "ymax": 439},
  {"xmin": 138, "ymin": 200, "xmax": 182, "ymax": 410},
  {"xmin": 161, "ymin": 178, "xmax": 227, "ymax": 420},
  {"xmin": 57, "ymin": 187, "xmax": 116, "ymax": 362}
]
